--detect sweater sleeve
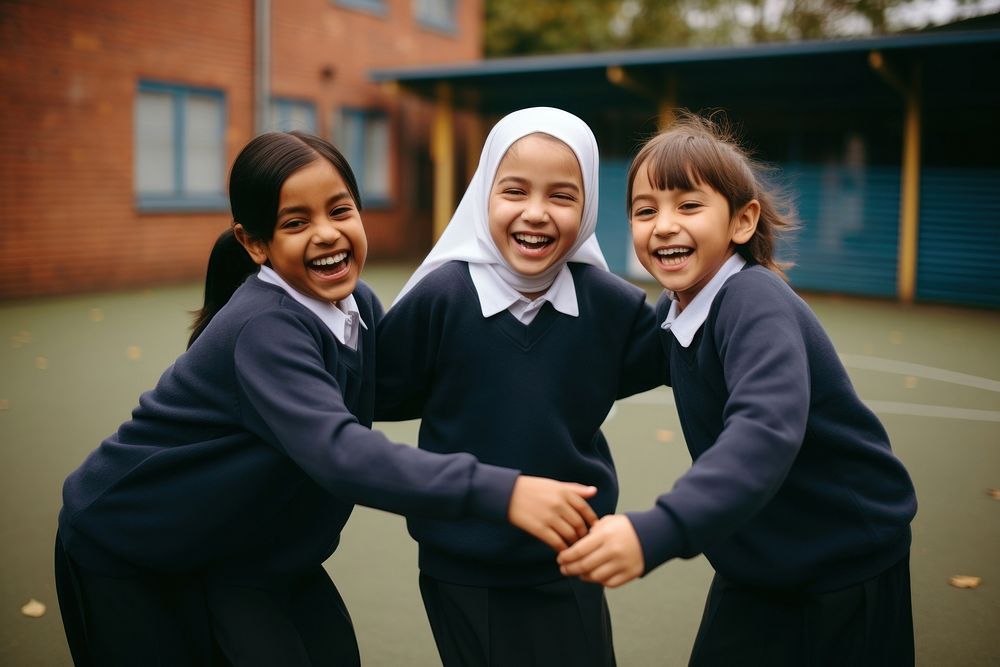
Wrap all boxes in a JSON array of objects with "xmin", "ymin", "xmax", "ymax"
[
  {"xmin": 233, "ymin": 309, "xmax": 518, "ymax": 522},
  {"xmin": 617, "ymin": 296, "xmax": 670, "ymax": 398},
  {"xmin": 374, "ymin": 286, "xmax": 437, "ymax": 421},
  {"xmin": 628, "ymin": 274, "xmax": 810, "ymax": 573}
]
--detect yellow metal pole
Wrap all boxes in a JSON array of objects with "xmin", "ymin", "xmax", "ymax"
[
  {"xmin": 432, "ymin": 83, "xmax": 455, "ymax": 241},
  {"xmin": 466, "ymin": 112, "xmax": 484, "ymax": 184},
  {"xmin": 897, "ymin": 65, "xmax": 922, "ymax": 304},
  {"xmin": 870, "ymin": 51, "xmax": 921, "ymax": 304}
]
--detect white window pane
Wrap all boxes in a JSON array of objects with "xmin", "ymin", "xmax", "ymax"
[
  {"xmin": 288, "ymin": 105, "xmax": 316, "ymax": 133},
  {"xmin": 338, "ymin": 113, "xmax": 364, "ymax": 163},
  {"xmin": 136, "ymin": 91, "xmax": 175, "ymax": 194},
  {"xmin": 183, "ymin": 95, "xmax": 224, "ymax": 195},
  {"xmin": 416, "ymin": 0, "xmax": 453, "ymax": 26},
  {"xmin": 363, "ymin": 117, "xmax": 389, "ymax": 199}
]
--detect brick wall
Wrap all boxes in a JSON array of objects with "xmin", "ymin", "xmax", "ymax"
[
  {"xmin": 0, "ymin": 0, "xmax": 482, "ymax": 298},
  {"xmin": 269, "ymin": 0, "xmax": 483, "ymax": 259},
  {"xmin": 0, "ymin": 0, "xmax": 253, "ymax": 299}
]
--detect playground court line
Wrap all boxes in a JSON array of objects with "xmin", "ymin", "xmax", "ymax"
[{"xmin": 616, "ymin": 355, "xmax": 1000, "ymax": 423}]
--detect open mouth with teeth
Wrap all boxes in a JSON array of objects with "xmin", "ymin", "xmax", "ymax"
[
  {"xmin": 308, "ymin": 251, "xmax": 351, "ymax": 279},
  {"xmin": 512, "ymin": 232, "xmax": 554, "ymax": 255},
  {"xmin": 654, "ymin": 246, "xmax": 694, "ymax": 267}
]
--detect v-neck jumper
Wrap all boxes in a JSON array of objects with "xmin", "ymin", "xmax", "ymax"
[
  {"xmin": 627, "ymin": 265, "xmax": 917, "ymax": 593},
  {"xmin": 59, "ymin": 277, "xmax": 518, "ymax": 582},
  {"xmin": 376, "ymin": 261, "xmax": 666, "ymax": 586}
]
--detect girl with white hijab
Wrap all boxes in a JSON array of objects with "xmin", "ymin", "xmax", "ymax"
[{"xmin": 376, "ymin": 107, "xmax": 664, "ymax": 667}]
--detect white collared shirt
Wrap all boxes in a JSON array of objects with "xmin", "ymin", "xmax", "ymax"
[
  {"xmin": 257, "ymin": 266, "xmax": 367, "ymax": 350},
  {"xmin": 661, "ymin": 254, "xmax": 746, "ymax": 347},
  {"xmin": 468, "ymin": 263, "xmax": 579, "ymax": 325}
]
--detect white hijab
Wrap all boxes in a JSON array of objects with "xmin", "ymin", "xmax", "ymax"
[{"xmin": 393, "ymin": 106, "xmax": 608, "ymax": 305}]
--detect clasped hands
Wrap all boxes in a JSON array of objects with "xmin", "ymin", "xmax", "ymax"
[{"xmin": 507, "ymin": 476, "xmax": 644, "ymax": 588}]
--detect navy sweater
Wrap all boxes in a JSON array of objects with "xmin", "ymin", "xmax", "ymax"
[
  {"xmin": 627, "ymin": 266, "xmax": 917, "ymax": 593},
  {"xmin": 376, "ymin": 261, "xmax": 665, "ymax": 586},
  {"xmin": 59, "ymin": 277, "xmax": 518, "ymax": 582}
]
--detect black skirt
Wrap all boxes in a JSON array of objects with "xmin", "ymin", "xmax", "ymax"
[
  {"xmin": 688, "ymin": 554, "xmax": 914, "ymax": 667},
  {"xmin": 419, "ymin": 572, "xmax": 617, "ymax": 667},
  {"xmin": 55, "ymin": 532, "xmax": 360, "ymax": 667}
]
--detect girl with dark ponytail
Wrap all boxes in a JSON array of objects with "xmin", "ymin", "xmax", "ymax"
[{"xmin": 55, "ymin": 131, "xmax": 599, "ymax": 666}]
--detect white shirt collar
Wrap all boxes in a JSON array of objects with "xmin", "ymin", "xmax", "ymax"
[
  {"xmin": 661, "ymin": 254, "xmax": 746, "ymax": 347},
  {"xmin": 257, "ymin": 265, "xmax": 367, "ymax": 349},
  {"xmin": 468, "ymin": 262, "xmax": 579, "ymax": 323}
]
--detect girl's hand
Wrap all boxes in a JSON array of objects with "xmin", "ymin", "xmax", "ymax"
[
  {"xmin": 508, "ymin": 476, "xmax": 598, "ymax": 551},
  {"xmin": 557, "ymin": 514, "xmax": 644, "ymax": 588}
]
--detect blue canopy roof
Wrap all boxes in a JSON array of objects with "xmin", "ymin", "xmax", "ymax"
[{"xmin": 370, "ymin": 29, "xmax": 1000, "ymax": 115}]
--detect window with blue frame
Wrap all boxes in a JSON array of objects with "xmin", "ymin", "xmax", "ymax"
[
  {"xmin": 335, "ymin": 109, "xmax": 391, "ymax": 207},
  {"xmin": 134, "ymin": 81, "xmax": 227, "ymax": 211},
  {"xmin": 335, "ymin": 0, "xmax": 386, "ymax": 16},
  {"xmin": 414, "ymin": 0, "xmax": 456, "ymax": 32},
  {"xmin": 269, "ymin": 98, "xmax": 317, "ymax": 133}
]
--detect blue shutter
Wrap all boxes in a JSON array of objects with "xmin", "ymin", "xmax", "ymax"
[
  {"xmin": 781, "ymin": 165, "xmax": 899, "ymax": 298},
  {"xmin": 596, "ymin": 160, "xmax": 632, "ymax": 275},
  {"xmin": 917, "ymin": 168, "xmax": 1000, "ymax": 308}
]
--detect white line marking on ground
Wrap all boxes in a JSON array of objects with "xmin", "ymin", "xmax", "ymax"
[
  {"xmin": 619, "ymin": 389, "xmax": 1000, "ymax": 422},
  {"xmin": 839, "ymin": 354, "xmax": 1000, "ymax": 393},
  {"xmin": 863, "ymin": 401, "xmax": 1000, "ymax": 423}
]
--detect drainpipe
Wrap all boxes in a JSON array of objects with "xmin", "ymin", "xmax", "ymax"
[
  {"xmin": 254, "ymin": 0, "xmax": 271, "ymax": 135},
  {"xmin": 869, "ymin": 50, "xmax": 922, "ymax": 304}
]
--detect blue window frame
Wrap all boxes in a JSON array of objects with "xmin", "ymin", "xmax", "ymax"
[
  {"xmin": 414, "ymin": 0, "xmax": 456, "ymax": 32},
  {"xmin": 335, "ymin": 0, "xmax": 386, "ymax": 16},
  {"xmin": 335, "ymin": 108, "xmax": 391, "ymax": 208},
  {"xmin": 134, "ymin": 81, "xmax": 227, "ymax": 212},
  {"xmin": 269, "ymin": 98, "xmax": 317, "ymax": 133}
]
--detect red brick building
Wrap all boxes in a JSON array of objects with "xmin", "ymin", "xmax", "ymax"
[{"xmin": 0, "ymin": 0, "xmax": 481, "ymax": 298}]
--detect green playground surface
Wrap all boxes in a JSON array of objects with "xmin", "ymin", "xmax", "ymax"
[{"xmin": 2, "ymin": 263, "xmax": 998, "ymax": 665}]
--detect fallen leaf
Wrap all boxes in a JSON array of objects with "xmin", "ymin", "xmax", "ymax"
[
  {"xmin": 10, "ymin": 330, "xmax": 31, "ymax": 348},
  {"xmin": 89, "ymin": 308, "xmax": 103, "ymax": 322},
  {"xmin": 0, "ymin": 399, "xmax": 9, "ymax": 411},
  {"xmin": 20, "ymin": 598, "xmax": 46, "ymax": 618},
  {"xmin": 948, "ymin": 575, "xmax": 982, "ymax": 589},
  {"xmin": 986, "ymin": 489, "xmax": 1000, "ymax": 500},
  {"xmin": 655, "ymin": 429, "xmax": 674, "ymax": 443},
  {"xmin": 126, "ymin": 346, "xmax": 141, "ymax": 361},
  {"xmin": 35, "ymin": 356, "xmax": 48, "ymax": 370},
  {"xmin": 903, "ymin": 376, "xmax": 918, "ymax": 389}
]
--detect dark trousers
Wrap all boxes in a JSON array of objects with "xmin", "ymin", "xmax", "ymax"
[
  {"xmin": 689, "ymin": 555, "xmax": 914, "ymax": 667},
  {"xmin": 419, "ymin": 573, "xmax": 616, "ymax": 667},
  {"xmin": 55, "ymin": 534, "xmax": 360, "ymax": 667}
]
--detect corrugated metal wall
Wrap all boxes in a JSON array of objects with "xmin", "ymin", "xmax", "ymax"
[
  {"xmin": 598, "ymin": 161, "xmax": 999, "ymax": 310},
  {"xmin": 780, "ymin": 165, "xmax": 900, "ymax": 298},
  {"xmin": 596, "ymin": 161, "xmax": 633, "ymax": 275},
  {"xmin": 917, "ymin": 168, "xmax": 1000, "ymax": 308}
]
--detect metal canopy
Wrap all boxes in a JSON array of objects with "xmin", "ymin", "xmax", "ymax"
[{"xmin": 371, "ymin": 29, "xmax": 1000, "ymax": 114}]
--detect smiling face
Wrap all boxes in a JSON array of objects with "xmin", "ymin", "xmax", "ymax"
[
  {"xmin": 488, "ymin": 134, "xmax": 584, "ymax": 283},
  {"xmin": 630, "ymin": 161, "xmax": 758, "ymax": 310},
  {"xmin": 236, "ymin": 158, "xmax": 367, "ymax": 304}
]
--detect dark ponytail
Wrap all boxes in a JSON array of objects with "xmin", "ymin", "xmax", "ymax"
[{"xmin": 188, "ymin": 228, "xmax": 258, "ymax": 347}]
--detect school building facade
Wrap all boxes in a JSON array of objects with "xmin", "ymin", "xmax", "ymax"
[
  {"xmin": 3, "ymin": 3, "xmax": 998, "ymax": 309},
  {"xmin": 0, "ymin": 0, "xmax": 479, "ymax": 299},
  {"xmin": 373, "ymin": 26, "xmax": 1000, "ymax": 309}
]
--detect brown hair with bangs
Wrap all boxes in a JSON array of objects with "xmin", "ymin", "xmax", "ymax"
[{"xmin": 626, "ymin": 111, "xmax": 796, "ymax": 278}]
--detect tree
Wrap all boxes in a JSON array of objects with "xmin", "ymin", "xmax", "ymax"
[{"xmin": 484, "ymin": 0, "xmax": 998, "ymax": 57}]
